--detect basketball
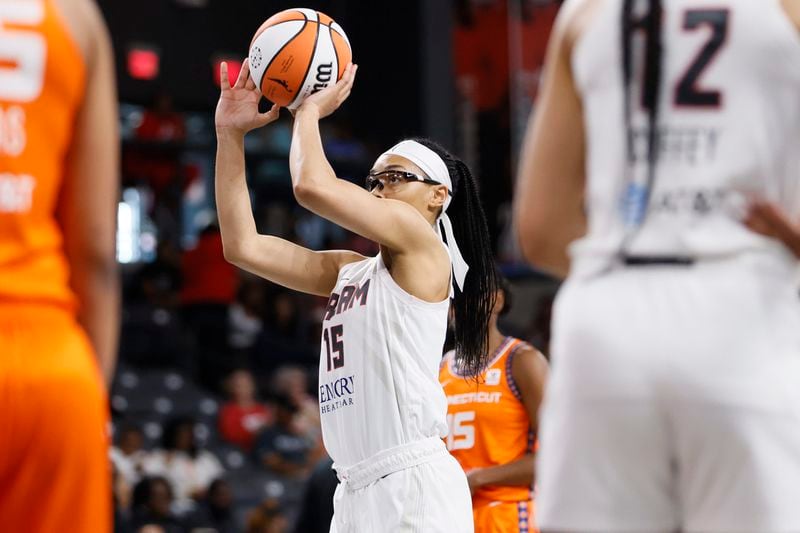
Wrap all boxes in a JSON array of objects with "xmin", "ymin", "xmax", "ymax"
[{"xmin": 248, "ymin": 8, "xmax": 352, "ymax": 110}]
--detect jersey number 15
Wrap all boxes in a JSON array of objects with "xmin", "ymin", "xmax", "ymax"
[
  {"xmin": 323, "ymin": 325, "xmax": 344, "ymax": 371},
  {"xmin": 446, "ymin": 411, "xmax": 475, "ymax": 451}
]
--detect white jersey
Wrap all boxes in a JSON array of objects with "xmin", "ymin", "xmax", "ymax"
[
  {"xmin": 569, "ymin": 0, "xmax": 800, "ymax": 272},
  {"xmin": 317, "ymin": 254, "xmax": 450, "ymax": 468}
]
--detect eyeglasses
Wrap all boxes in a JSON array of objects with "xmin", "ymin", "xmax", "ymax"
[{"xmin": 365, "ymin": 170, "xmax": 451, "ymax": 195}]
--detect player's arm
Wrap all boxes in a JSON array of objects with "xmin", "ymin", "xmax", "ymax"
[
  {"xmin": 781, "ymin": 0, "xmax": 800, "ymax": 31},
  {"xmin": 467, "ymin": 346, "xmax": 548, "ymax": 493},
  {"xmin": 513, "ymin": 2, "xmax": 589, "ymax": 279},
  {"xmin": 57, "ymin": 1, "xmax": 119, "ymax": 386},
  {"xmin": 215, "ymin": 61, "xmax": 364, "ymax": 297},
  {"xmin": 290, "ymin": 65, "xmax": 445, "ymax": 256},
  {"xmin": 745, "ymin": 201, "xmax": 800, "ymax": 259}
]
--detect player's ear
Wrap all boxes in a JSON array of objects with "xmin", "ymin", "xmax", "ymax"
[{"xmin": 430, "ymin": 185, "xmax": 448, "ymax": 209}]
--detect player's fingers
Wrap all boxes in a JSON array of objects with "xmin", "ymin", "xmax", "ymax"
[
  {"xmin": 220, "ymin": 62, "xmax": 230, "ymax": 91},
  {"xmin": 255, "ymin": 105, "xmax": 280, "ymax": 127},
  {"xmin": 234, "ymin": 59, "xmax": 250, "ymax": 89},
  {"xmin": 345, "ymin": 63, "xmax": 357, "ymax": 86},
  {"xmin": 336, "ymin": 64, "xmax": 355, "ymax": 91}
]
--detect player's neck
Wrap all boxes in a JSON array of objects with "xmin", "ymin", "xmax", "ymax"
[{"xmin": 487, "ymin": 325, "xmax": 506, "ymax": 355}]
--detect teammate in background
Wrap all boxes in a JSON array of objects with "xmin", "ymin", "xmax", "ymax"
[
  {"xmin": 0, "ymin": 0, "xmax": 119, "ymax": 531},
  {"xmin": 440, "ymin": 276, "xmax": 548, "ymax": 533},
  {"xmin": 515, "ymin": 0, "xmax": 800, "ymax": 532},
  {"xmin": 215, "ymin": 60, "xmax": 499, "ymax": 532}
]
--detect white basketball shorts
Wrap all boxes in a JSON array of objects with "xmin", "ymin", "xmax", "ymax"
[
  {"xmin": 329, "ymin": 437, "xmax": 473, "ymax": 533},
  {"xmin": 536, "ymin": 254, "xmax": 800, "ymax": 533}
]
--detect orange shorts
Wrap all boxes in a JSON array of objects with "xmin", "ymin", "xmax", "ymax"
[
  {"xmin": 473, "ymin": 499, "xmax": 536, "ymax": 533},
  {"xmin": 0, "ymin": 304, "xmax": 111, "ymax": 533}
]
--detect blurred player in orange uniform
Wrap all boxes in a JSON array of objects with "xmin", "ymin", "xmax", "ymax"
[
  {"xmin": 440, "ymin": 278, "xmax": 548, "ymax": 532},
  {"xmin": 0, "ymin": 0, "xmax": 119, "ymax": 531}
]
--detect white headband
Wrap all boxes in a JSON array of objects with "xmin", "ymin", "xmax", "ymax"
[{"xmin": 382, "ymin": 140, "xmax": 469, "ymax": 292}]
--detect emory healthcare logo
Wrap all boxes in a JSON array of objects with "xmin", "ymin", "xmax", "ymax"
[{"xmin": 319, "ymin": 375, "xmax": 355, "ymax": 414}]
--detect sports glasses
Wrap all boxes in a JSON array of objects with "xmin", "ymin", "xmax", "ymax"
[{"xmin": 365, "ymin": 170, "xmax": 452, "ymax": 195}]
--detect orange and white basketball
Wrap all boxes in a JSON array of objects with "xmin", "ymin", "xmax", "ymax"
[{"xmin": 248, "ymin": 8, "xmax": 352, "ymax": 110}]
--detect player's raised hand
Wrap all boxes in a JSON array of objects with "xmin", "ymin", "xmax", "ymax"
[
  {"xmin": 215, "ymin": 59, "xmax": 280, "ymax": 134},
  {"xmin": 296, "ymin": 63, "xmax": 357, "ymax": 119}
]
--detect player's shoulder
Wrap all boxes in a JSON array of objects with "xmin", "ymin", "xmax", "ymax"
[
  {"xmin": 52, "ymin": 0, "xmax": 109, "ymax": 65},
  {"xmin": 553, "ymin": 0, "xmax": 610, "ymax": 55},
  {"xmin": 509, "ymin": 339, "xmax": 541, "ymax": 359},
  {"xmin": 509, "ymin": 341, "xmax": 548, "ymax": 378},
  {"xmin": 440, "ymin": 349, "xmax": 455, "ymax": 371},
  {"xmin": 333, "ymin": 250, "xmax": 369, "ymax": 271}
]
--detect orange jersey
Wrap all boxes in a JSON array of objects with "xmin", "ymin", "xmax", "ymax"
[
  {"xmin": 0, "ymin": 0, "xmax": 87, "ymax": 310},
  {"xmin": 440, "ymin": 336, "xmax": 535, "ymax": 506},
  {"xmin": 0, "ymin": 304, "xmax": 111, "ymax": 532}
]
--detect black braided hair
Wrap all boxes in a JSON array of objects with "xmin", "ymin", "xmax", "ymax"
[
  {"xmin": 621, "ymin": 0, "xmax": 663, "ymax": 253},
  {"xmin": 409, "ymin": 137, "xmax": 499, "ymax": 377}
]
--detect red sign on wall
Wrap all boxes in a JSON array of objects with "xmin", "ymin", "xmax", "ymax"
[{"xmin": 127, "ymin": 47, "xmax": 160, "ymax": 80}]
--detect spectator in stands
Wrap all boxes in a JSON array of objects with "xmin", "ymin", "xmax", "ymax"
[
  {"xmin": 269, "ymin": 365, "xmax": 322, "ymax": 465},
  {"xmin": 228, "ymin": 279, "xmax": 265, "ymax": 354},
  {"xmin": 130, "ymin": 476, "xmax": 183, "ymax": 533},
  {"xmin": 181, "ymin": 224, "xmax": 237, "ymax": 309},
  {"xmin": 113, "ymin": 465, "xmax": 133, "ymax": 533},
  {"xmin": 218, "ymin": 369, "xmax": 272, "ymax": 452},
  {"xmin": 183, "ymin": 478, "xmax": 236, "ymax": 533},
  {"xmin": 254, "ymin": 290, "xmax": 313, "ymax": 375},
  {"xmin": 246, "ymin": 499, "xmax": 289, "ymax": 533},
  {"xmin": 137, "ymin": 240, "xmax": 182, "ymax": 310},
  {"xmin": 136, "ymin": 527, "xmax": 166, "ymax": 533},
  {"xmin": 136, "ymin": 91, "xmax": 186, "ymax": 143},
  {"xmin": 142, "ymin": 417, "xmax": 224, "ymax": 514},
  {"xmin": 111, "ymin": 424, "xmax": 148, "ymax": 486},
  {"xmin": 269, "ymin": 365, "xmax": 319, "ymax": 437},
  {"xmin": 293, "ymin": 456, "xmax": 338, "ymax": 533},
  {"xmin": 181, "ymin": 223, "xmax": 238, "ymax": 388},
  {"xmin": 127, "ymin": 92, "xmax": 186, "ymax": 222},
  {"xmin": 253, "ymin": 394, "xmax": 313, "ymax": 479}
]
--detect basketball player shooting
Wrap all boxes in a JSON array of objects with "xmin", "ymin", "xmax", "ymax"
[{"xmin": 215, "ymin": 59, "xmax": 499, "ymax": 532}]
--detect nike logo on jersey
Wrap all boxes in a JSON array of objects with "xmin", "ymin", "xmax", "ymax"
[{"xmin": 484, "ymin": 369, "xmax": 502, "ymax": 386}]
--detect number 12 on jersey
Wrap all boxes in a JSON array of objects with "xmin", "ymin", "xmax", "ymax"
[{"xmin": 323, "ymin": 325, "xmax": 344, "ymax": 371}]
